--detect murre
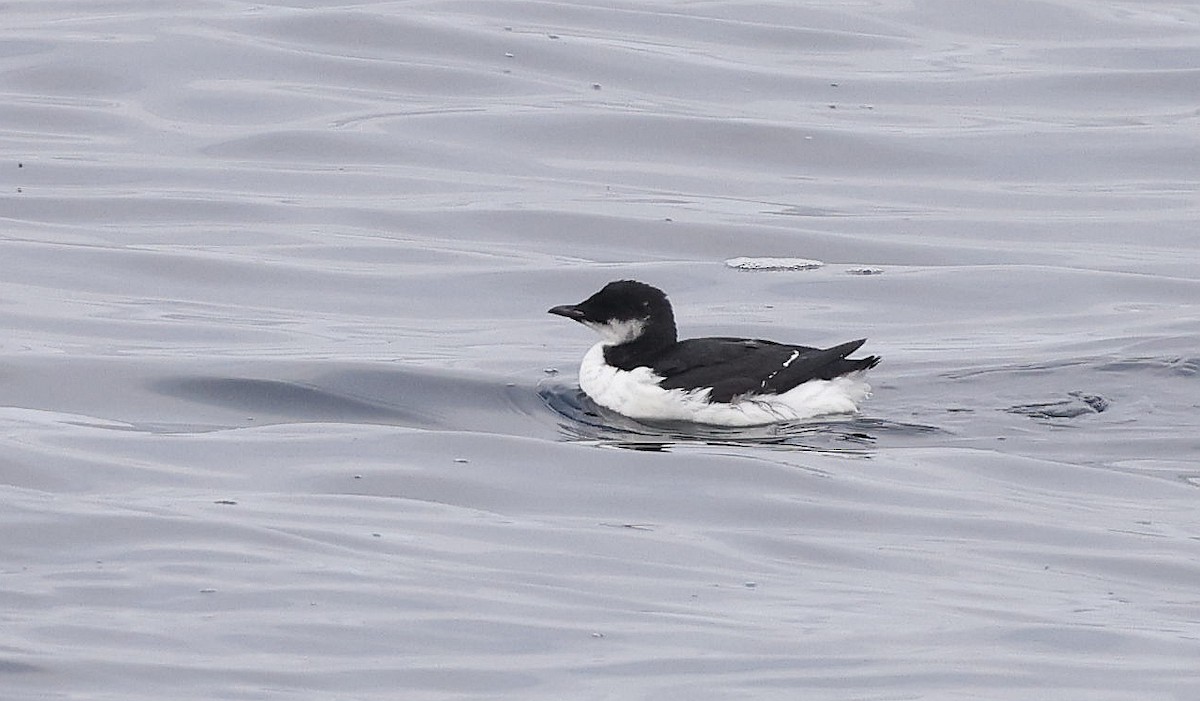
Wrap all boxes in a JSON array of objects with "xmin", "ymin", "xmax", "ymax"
[{"xmin": 548, "ymin": 280, "xmax": 880, "ymax": 426}]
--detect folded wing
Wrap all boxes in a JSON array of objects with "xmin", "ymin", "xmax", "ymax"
[{"xmin": 655, "ymin": 338, "xmax": 880, "ymax": 402}]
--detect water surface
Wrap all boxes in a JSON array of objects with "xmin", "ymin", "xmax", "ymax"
[{"xmin": 2, "ymin": 1, "xmax": 1199, "ymax": 699}]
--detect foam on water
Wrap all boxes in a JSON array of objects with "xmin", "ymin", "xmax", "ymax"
[{"xmin": 724, "ymin": 257, "xmax": 825, "ymax": 271}]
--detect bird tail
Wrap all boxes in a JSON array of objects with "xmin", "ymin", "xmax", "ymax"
[{"xmin": 823, "ymin": 339, "xmax": 880, "ymax": 377}]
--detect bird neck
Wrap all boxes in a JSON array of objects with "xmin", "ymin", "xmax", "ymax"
[{"xmin": 602, "ymin": 319, "xmax": 676, "ymax": 370}]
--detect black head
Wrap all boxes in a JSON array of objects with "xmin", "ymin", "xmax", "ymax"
[{"xmin": 548, "ymin": 280, "xmax": 677, "ymax": 347}]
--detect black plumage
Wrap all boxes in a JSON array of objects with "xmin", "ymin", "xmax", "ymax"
[
  {"xmin": 651, "ymin": 337, "xmax": 878, "ymax": 402},
  {"xmin": 549, "ymin": 280, "xmax": 880, "ymax": 403}
]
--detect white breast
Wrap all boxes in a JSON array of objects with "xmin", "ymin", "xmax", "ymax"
[{"xmin": 577, "ymin": 342, "xmax": 872, "ymax": 427}]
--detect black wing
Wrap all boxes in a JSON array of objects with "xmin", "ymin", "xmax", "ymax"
[{"xmin": 654, "ymin": 337, "xmax": 880, "ymax": 403}]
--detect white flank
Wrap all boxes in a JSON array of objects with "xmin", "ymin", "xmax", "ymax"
[{"xmin": 578, "ymin": 342, "xmax": 871, "ymax": 427}]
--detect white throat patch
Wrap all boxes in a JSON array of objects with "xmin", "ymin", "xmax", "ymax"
[{"xmin": 584, "ymin": 317, "xmax": 647, "ymax": 345}]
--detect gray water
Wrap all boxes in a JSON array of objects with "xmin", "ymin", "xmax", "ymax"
[{"xmin": 3, "ymin": 2, "xmax": 1199, "ymax": 699}]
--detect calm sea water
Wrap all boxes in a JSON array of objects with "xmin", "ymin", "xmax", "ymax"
[{"xmin": 3, "ymin": 1, "xmax": 1199, "ymax": 699}]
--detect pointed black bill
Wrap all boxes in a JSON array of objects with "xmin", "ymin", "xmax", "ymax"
[{"xmin": 547, "ymin": 304, "xmax": 587, "ymax": 321}]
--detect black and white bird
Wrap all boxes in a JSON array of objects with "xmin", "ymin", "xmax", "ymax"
[{"xmin": 548, "ymin": 280, "xmax": 880, "ymax": 426}]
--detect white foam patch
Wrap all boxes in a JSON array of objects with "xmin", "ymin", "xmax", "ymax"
[{"xmin": 724, "ymin": 257, "xmax": 824, "ymax": 271}]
